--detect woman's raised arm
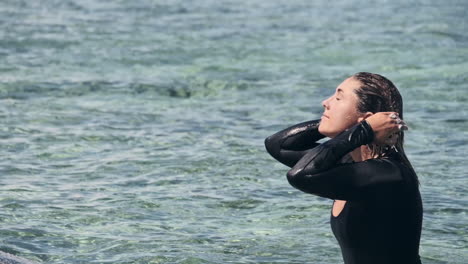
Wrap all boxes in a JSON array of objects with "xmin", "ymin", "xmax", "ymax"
[
  {"xmin": 286, "ymin": 120, "xmax": 404, "ymax": 200},
  {"xmin": 264, "ymin": 119, "xmax": 326, "ymax": 168}
]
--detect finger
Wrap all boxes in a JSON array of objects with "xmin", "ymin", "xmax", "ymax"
[
  {"xmin": 388, "ymin": 112, "xmax": 400, "ymax": 120},
  {"xmin": 399, "ymin": 124, "xmax": 409, "ymax": 131},
  {"xmin": 395, "ymin": 123, "xmax": 409, "ymax": 131}
]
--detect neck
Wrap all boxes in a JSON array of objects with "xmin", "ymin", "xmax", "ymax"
[{"xmin": 350, "ymin": 145, "xmax": 375, "ymax": 162}]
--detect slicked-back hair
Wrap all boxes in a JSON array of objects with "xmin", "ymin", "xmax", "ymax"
[{"xmin": 352, "ymin": 72, "xmax": 420, "ymax": 187}]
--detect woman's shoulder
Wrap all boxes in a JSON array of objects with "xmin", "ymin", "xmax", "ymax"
[{"xmin": 383, "ymin": 151, "xmax": 420, "ymax": 191}]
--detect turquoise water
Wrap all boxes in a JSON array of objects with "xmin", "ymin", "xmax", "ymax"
[{"xmin": 1, "ymin": 0, "xmax": 467, "ymax": 263}]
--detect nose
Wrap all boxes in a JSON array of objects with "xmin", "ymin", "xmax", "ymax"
[{"xmin": 322, "ymin": 97, "xmax": 330, "ymax": 110}]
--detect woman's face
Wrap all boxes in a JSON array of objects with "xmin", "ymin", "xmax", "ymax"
[{"xmin": 318, "ymin": 77, "xmax": 366, "ymax": 138}]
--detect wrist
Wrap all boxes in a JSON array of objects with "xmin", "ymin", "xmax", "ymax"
[{"xmin": 360, "ymin": 120, "xmax": 375, "ymax": 144}]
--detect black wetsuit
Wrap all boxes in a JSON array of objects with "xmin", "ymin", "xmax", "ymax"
[{"xmin": 264, "ymin": 119, "xmax": 423, "ymax": 264}]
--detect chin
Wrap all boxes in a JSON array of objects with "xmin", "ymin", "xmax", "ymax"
[
  {"xmin": 320, "ymin": 125, "xmax": 345, "ymax": 138},
  {"xmin": 318, "ymin": 125, "xmax": 334, "ymax": 138}
]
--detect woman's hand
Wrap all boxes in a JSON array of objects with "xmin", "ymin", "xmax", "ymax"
[{"xmin": 364, "ymin": 112, "xmax": 408, "ymax": 146}]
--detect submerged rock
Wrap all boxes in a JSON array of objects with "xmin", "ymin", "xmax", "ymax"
[{"xmin": 0, "ymin": 251, "xmax": 37, "ymax": 264}]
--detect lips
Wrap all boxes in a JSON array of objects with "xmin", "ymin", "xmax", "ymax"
[{"xmin": 322, "ymin": 114, "xmax": 330, "ymax": 119}]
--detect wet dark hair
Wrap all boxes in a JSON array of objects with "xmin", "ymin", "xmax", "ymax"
[{"xmin": 352, "ymin": 72, "xmax": 420, "ymax": 187}]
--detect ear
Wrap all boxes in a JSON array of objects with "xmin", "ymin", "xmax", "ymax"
[{"xmin": 357, "ymin": 112, "xmax": 373, "ymax": 123}]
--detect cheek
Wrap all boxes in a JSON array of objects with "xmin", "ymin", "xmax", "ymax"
[
  {"xmin": 329, "ymin": 117, "xmax": 347, "ymax": 132},
  {"xmin": 321, "ymin": 111, "xmax": 357, "ymax": 134},
  {"xmin": 335, "ymin": 103, "xmax": 358, "ymax": 123}
]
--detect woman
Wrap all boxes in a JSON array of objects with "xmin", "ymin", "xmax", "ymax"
[{"xmin": 264, "ymin": 72, "xmax": 423, "ymax": 264}]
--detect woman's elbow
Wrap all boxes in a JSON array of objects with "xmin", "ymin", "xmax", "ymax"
[
  {"xmin": 286, "ymin": 168, "xmax": 302, "ymax": 188},
  {"xmin": 286, "ymin": 170, "xmax": 324, "ymax": 196},
  {"xmin": 264, "ymin": 136, "xmax": 271, "ymax": 151},
  {"xmin": 264, "ymin": 136, "xmax": 278, "ymax": 157}
]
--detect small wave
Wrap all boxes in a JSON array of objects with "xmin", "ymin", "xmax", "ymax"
[
  {"xmin": 0, "ymin": 81, "xmax": 117, "ymax": 100},
  {"xmin": 0, "ymin": 79, "xmax": 248, "ymax": 99},
  {"xmin": 219, "ymin": 199, "xmax": 264, "ymax": 209}
]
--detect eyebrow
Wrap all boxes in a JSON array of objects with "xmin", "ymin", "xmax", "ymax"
[{"xmin": 337, "ymin": 88, "xmax": 344, "ymax": 95}]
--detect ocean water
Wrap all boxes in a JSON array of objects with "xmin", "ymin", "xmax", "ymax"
[{"xmin": 0, "ymin": 0, "xmax": 467, "ymax": 263}]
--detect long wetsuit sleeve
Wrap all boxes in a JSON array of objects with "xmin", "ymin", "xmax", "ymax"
[
  {"xmin": 264, "ymin": 119, "xmax": 326, "ymax": 168},
  {"xmin": 286, "ymin": 120, "xmax": 404, "ymax": 201}
]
